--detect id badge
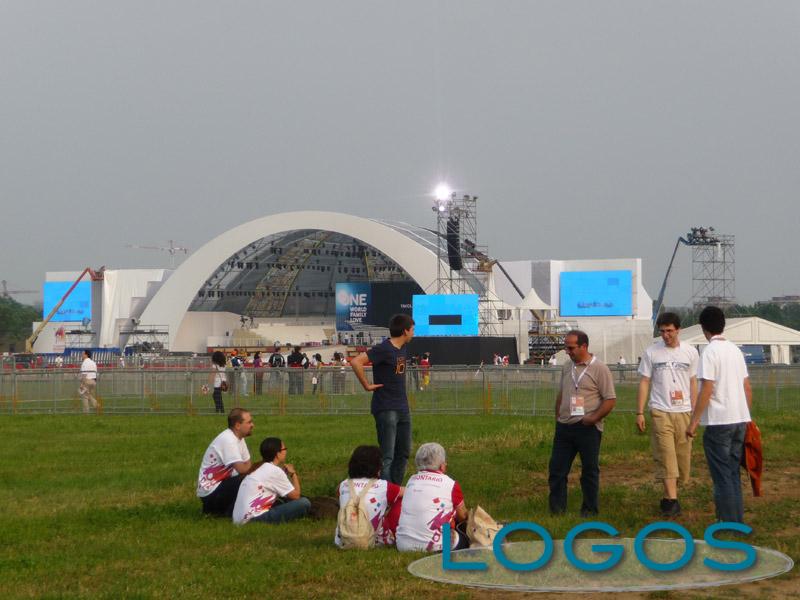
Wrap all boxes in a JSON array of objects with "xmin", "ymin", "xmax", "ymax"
[
  {"xmin": 570, "ymin": 395, "xmax": 585, "ymax": 416},
  {"xmin": 669, "ymin": 390, "xmax": 685, "ymax": 407}
]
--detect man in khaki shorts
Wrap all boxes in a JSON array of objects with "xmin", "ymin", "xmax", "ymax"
[{"xmin": 636, "ymin": 312, "xmax": 699, "ymax": 517}]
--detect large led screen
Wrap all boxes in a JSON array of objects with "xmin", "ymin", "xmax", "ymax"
[
  {"xmin": 335, "ymin": 282, "xmax": 421, "ymax": 331},
  {"xmin": 559, "ymin": 270, "xmax": 632, "ymax": 317},
  {"xmin": 43, "ymin": 281, "xmax": 92, "ymax": 322},
  {"xmin": 336, "ymin": 282, "xmax": 371, "ymax": 331},
  {"xmin": 412, "ymin": 294, "xmax": 479, "ymax": 336}
]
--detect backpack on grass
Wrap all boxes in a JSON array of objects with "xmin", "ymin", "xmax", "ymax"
[{"xmin": 337, "ymin": 479, "xmax": 377, "ymax": 549}]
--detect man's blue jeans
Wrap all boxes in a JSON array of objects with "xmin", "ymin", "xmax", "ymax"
[
  {"xmin": 250, "ymin": 497, "xmax": 311, "ymax": 524},
  {"xmin": 703, "ymin": 423, "xmax": 747, "ymax": 523},
  {"xmin": 374, "ymin": 410, "xmax": 412, "ymax": 485},
  {"xmin": 548, "ymin": 422, "xmax": 602, "ymax": 515}
]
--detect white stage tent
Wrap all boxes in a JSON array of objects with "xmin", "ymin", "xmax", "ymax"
[{"xmin": 671, "ymin": 317, "xmax": 800, "ymax": 364}]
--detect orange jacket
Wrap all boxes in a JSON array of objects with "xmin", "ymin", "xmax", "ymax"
[{"xmin": 741, "ymin": 421, "xmax": 763, "ymax": 497}]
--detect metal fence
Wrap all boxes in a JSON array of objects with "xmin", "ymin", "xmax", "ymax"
[{"xmin": 1, "ymin": 365, "xmax": 799, "ymax": 416}]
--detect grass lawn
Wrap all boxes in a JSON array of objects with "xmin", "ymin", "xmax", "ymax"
[{"xmin": 0, "ymin": 409, "xmax": 798, "ymax": 599}]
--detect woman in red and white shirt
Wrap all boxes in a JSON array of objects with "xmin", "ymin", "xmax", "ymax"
[{"xmin": 335, "ymin": 445, "xmax": 404, "ymax": 547}]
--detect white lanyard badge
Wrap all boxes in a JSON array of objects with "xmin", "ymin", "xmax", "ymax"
[{"xmin": 571, "ymin": 356, "xmax": 596, "ymax": 390}]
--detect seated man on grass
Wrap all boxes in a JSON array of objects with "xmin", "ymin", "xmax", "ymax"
[
  {"xmin": 232, "ymin": 437, "xmax": 311, "ymax": 525},
  {"xmin": 196, "ymin": 408, "xmax": 257, "ymax": 517}
]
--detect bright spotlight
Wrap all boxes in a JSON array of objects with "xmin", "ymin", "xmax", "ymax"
[{"xmin": 434, "ymin": 183, "xmax": 452, "ymax": 201}]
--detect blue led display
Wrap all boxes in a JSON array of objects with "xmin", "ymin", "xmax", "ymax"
[
  {"xmin": 412, "ymin": 294, "xmax": 479, "ymax": 336},
  {"xmin": 43, "ymin": 281, "xmax": 92, "ymax": 322},
  {"xmin": 559, "ymin": 270, "xmax": 632, "ymax": 317}
]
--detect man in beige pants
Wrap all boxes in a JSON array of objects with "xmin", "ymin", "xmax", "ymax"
[
  {"xmin": 636, "ymin": 313, "xmax": 699, "ymax": 517},
  {"xmin": 79, "ymin": 350, "xmax": 98, "ymax": 413}
]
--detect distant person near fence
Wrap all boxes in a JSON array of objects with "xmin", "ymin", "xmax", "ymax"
[{"xmin": 78, "ymin": 350, "xmax": 98, "ymax": 413}]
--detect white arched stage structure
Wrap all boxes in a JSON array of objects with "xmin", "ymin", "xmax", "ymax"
[{"xmin": 139, "ymin": 211, "xmax": 448, "ymax": 351}]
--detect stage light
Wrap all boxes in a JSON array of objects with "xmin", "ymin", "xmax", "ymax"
[{"xmin": 434, "ymin": 183, "xmax": 452, "ymax": 201}]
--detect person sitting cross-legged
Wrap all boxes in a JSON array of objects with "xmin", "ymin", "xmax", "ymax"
[
  {"xmin": 232, "ymin": 437, "xmax": 311, "ymax": 525},
  {"xmin": 196, "ymin": 408, "xmax": 256, "ymax": 517},
  {"xmin": 335, "ymin": 445, "xmax": 405, "ymax": 548},
  {"xmin": 396, "ymin": 442, "xmax": 469, "ymax": 552}
]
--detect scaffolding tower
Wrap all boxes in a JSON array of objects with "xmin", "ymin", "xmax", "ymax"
[
  {"xmin": 690, "ymin": 229, "xmax": 735, "ymax": 309},
  {"xmin": 433, "ymin": 192, "xmax": 502, "ymax": 335}
]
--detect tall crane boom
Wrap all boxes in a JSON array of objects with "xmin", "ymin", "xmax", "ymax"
[{"xmin": 652, "ymin": 237, "xmax": 689, "ymax": 329}]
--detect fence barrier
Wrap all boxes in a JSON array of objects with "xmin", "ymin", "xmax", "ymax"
[{"xmin": 1, "ymin": 365, "xmax": 798, "ymax": 416}]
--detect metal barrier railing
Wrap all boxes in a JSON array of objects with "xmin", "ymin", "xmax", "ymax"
[{"xmin": 0, "ymin": 365, "xmax": 798, "ymax": 416}]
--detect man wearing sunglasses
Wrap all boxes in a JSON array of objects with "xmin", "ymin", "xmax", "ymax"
[{"xmin": 548, "ymin": 330, "xmax": 616, "ymax": 517}]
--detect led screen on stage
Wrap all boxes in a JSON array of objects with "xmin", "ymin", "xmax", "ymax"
[
  {"xmin": 559, "ymin": 270, "xmax": 632, "ymax": 317},
  {"xmin": 412, "ymin": 294, "xmax": 479, "ymax": 336},
  {"xmin": 336, "ymin": 282, "xmax": 421, "ymax": 331},
  {"xmin": 43, "ymin": 281, "xmax": 92, "ymax": 322},
  {"xmin": 336, "ymin": 282, "xmax": 371, "ymax": 331}
]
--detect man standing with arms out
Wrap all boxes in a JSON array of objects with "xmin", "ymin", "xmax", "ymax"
[
  {"xmin": 196, "ymin": 408, "xmax": 257, "ymax": 516},
  {"xmin": 79, "ymin": 350, "xmax": 98, "ymax": 413},
  {"xmin": 351, "ymin": 314, "xmax": 414, "ymax": 485},
  {"xmin": 637, "ymin": 312, "xmax": 699, "ymax": 517},
  {"xmin": 548, "ymin": 330, "xmax": 616, "ymax": 517},
  {"xmin": 687, "ymin": 306, "xmax": 752, "ymax": 523}
]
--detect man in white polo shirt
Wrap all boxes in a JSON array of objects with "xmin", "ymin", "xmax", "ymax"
[
  {"xmin": 687, "ymin": 306, "xmax": 752, "ymax": 523},
  {"xmin": 79, "ymin": 350, "xmax": 98, "ymax": 413},
  {"xmin": 637, "ymin": 312, "xmax": 699, "ymax": 517},
  {"xmin": 196, "ymin": 408, "xmax": 256, "ymax": 516}
]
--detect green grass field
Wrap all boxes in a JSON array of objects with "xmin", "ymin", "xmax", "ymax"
[{"xmin": 1, "ymin": 408, "xmax": 798, "ymax": 599}]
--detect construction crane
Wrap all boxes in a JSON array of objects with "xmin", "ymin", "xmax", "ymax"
[
  {"xmin": 1, "ymin": 280, "xmax": 38, "ymax": 299},
  {"xmin": 126, "ymin": 240, "xmax": 189, "ymax": 268},
  {"xmin": 652, "ymin": 227, "xmax": 722, "ymax": 329},
  {"xmin": 25, "ymin": 267, "xmax": 105, "ymax": 353}
]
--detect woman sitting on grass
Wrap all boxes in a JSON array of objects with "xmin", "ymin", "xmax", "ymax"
[
  {"xmin": 232, "ymin": 437, "xmax": 311, "ymax": 525},
  {"xmin": 335, "ymin": 445, "xmax": 404, "ymax": 547},
  {"xmin": 396, "ymin": 442, "xmax": 469, "ymax": 552}
]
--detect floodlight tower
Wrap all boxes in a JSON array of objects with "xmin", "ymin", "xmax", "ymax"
[
  {"xmin": 690, "ymin": 228, "xmax": 735, "ymax": 309},
  {"xmin": 431, "ymin": 184, "xmax": 500, "ymax": 335}
]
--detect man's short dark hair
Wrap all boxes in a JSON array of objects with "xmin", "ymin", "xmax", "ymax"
[
  {"xmin": 294, "ymin": 346, "xmax": 301, "ymax": 353},
  {"xmin": 83, "ymin": 350, "xmax": 92, "ymax": 359},
  {"xmin": 260, "ymin": 437, "xmax": 283, "ymax": 462},
  {"xmin": 389, "ymin": 314, "xmax": 414, "ymax": 337},
  {"xmin": 699, "ymin": 306, "xmax": 725, "ymax": 335},
  {"xmin": 656, "ymin": 312, "xmax": 682, "ymax": 329},
  {"xmin": 348, "ymin": 445, "xmax": 382, "ymax": 479},
  {"xmin": 227, "ymin": 407, "xmax": 250, "ymax": 429},
  {"xmin": 566, "ymin": 329, "xmax": 589, "ymax": 347}
]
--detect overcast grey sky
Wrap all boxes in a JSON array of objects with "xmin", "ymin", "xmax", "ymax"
[{"xmin": 2, "ymin": 1, "xmax": 798, "ymax": 306}]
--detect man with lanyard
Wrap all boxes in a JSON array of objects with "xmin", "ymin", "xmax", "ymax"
[
  {"xmin": 686, "ymin": 306, "xmax": 752, "ymax": 523},
  {"xmin": 636, "ymin": 312, "xmax": 699, "ymax": 517},
  {"xmin": 351, "ymin": 313, "xmax": 414, "ymax": 484},
  {"xmin": 548, "ymin": 330, "xmax": 616, "ymax": 516}
]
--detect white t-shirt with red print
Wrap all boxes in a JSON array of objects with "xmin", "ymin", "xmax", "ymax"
[
  {"xmin": 196, "ymin": 429, "xmax": 250, "ymax": 498},
  {"xmin": 232, "ymin": 463, "xmax": 295, "ymax": 524},
  {"xmin": 396, "ymin": 470, "xmax": 464, "ymax": 552},
  {"xmin": 334, "ymin": 478, "xmax": 402, "ymax": 547}
]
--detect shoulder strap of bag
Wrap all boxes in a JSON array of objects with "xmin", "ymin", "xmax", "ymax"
[{"xmin": 349, "ymin": 478, "xmax": 377, "ymax": 508}]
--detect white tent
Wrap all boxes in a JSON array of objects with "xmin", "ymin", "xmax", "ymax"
[
  {"xmin": 668, "ymin": 317, "xmax": 800, "ymax": 364},
  {"xmin": 517, "ymin": 287, "xmax": 553, "ymax": 311}
]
